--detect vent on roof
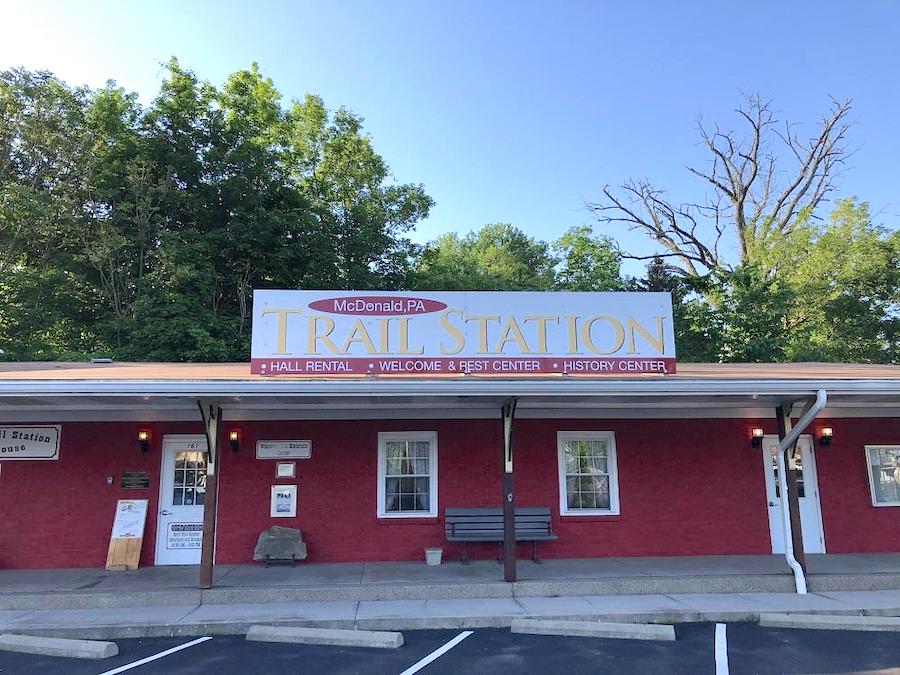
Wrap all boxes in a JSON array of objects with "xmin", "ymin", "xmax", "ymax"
[{"xmin": 90, "ymin": 358, "xmax": 114, "ymax": 364}]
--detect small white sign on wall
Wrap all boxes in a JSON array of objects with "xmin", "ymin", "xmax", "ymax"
[
  {"xmin": 271, "ymin": 484, "xmax": 297, "ymax": 518},
  {"xmin": 276, "ymin": 461, "xmax": 296, "ymax": 478},
  {"xmin": 166, "ymin": 523, "xmax": 203, "ymax": 549},
  {"xmin": 256, "ymin": 440, "xmax": 311, "ymax": 460},
  {"xmin": 0, "ymin": 426, "xmax": 61, "ymax": 460}
]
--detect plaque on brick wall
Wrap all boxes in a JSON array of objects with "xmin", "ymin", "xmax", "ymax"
[{"xmin": 120, "ymin": 471, "xmax": 150, "ymax": 489}]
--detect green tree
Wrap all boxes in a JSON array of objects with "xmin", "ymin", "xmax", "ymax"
[
  {"xmin": 0, "ymin": 69, "xmax": 105, "ymax": 359},
  {"xmin": 410, "ymin": 223, "xmax": 558, "ymax": 290},
  {"xmin": 553, "ymin": 225, "xmax": 622, "ymax": 291},
  {"xmin": 765, "ymin": 199, "xmax": 900, "ymax": 362},
  {"xmin": 0, "ymin": 61, "xmax": 433, "ymax": 362},
  {"xmin": 286, "ymin": 94, "xmax": 433, "ymax": 290}
]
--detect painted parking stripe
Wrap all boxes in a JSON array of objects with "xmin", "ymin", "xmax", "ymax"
[
  {"xmin": 399, "ymin": 630, "xmax": 474, "ymax": 675},
  {"xmin": 715, "ymin": 623, "xmax": 729, "ymax": 675},
  {"xmin": 98, "ymin": 636, "xmax": 213, "ymax": 675}
]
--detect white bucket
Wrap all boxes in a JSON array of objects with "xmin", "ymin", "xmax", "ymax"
[{"xmin": 424, "ymin": 547, "xmax": 443, "ymax": 566}]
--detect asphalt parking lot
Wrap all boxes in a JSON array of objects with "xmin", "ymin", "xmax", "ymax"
[{"xmin": 1, "ymin": 623, "xmax": 899, "ymax": 674}]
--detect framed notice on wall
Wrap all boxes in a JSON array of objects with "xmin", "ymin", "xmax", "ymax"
[
  {"xmin": 271, "ymin": 485, "xmax": 297, "ymax": 517},
  {"xmin": 106, "ymin": 499, "xmax": 149, "ymax": 571}
]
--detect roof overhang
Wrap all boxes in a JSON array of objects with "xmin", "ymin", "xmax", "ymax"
[{"xmin": 0, "ymin": 376, "xmax": 899, "ymax": 422}]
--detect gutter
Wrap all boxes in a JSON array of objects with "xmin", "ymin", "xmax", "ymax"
[
  {"xmin": 776, "ymin": 388, "xmax": 827, "ymax": 594},
  {"xmin": 0, "ymin": 377, "xmax": 898, "ymax": 398}
]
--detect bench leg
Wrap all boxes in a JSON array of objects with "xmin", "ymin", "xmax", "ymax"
[
  {"xmin": 532, "ymin": 542, "xmax": 542, "ymax": 564},
  {"xmin": 461, "ymin": 542, "xmax": 470, "ymax": 565}
]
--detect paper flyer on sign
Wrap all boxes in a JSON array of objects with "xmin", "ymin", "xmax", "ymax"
[{"xmin": 110, "ymin": 499, "xmax": 149, "ymax": 539}]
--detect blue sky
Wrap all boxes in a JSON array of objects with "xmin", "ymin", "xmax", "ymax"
[{"xmin": 2, "ymin": 0, "xmax": 898, "ymax": 272}]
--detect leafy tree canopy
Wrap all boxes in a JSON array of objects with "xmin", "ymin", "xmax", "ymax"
[
  {"xmin": 0, "ymin": 73, "xmax": 895, "ymax": 366},
  {"xmin": 0, "ymin": 61, "xmax": 432, "ymax": 361}
]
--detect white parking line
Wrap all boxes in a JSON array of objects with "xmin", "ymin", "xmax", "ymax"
[
  {"xmin": 715, "ymin": 623, "xmax": 729, "ymax": 675},
  {"xmin": 98, "ymin": 636, "xmax": 213, "ymax": 675},
  {"xmin": 399, "ymin": 630, "xmax": 474, "ymax": 675}
]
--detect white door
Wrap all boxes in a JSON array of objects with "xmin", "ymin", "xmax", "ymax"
[
  {"xmin": 155, "ymin": 434, "xmax": 208, "ymax": 565},
  {"xmin": 762, "ymin": 434, "xmax": 825, "ymax": 554}
]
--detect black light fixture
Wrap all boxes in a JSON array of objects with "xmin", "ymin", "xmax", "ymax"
[
  {"xmin": 751, "ymin": 427, "xmax": 764, "ymax": 448},
  {"xmin": 137, "ymin": 429, "xmax": 151, "ymax": 453},
  {"xmin": 819, "ymin": 426, "xmax": 834, "ymax": 446},
  {"xmin": 228, "ymin": 429, "xmax": 241, "ymax": 453}
]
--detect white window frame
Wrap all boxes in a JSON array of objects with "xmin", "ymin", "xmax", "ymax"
[
  {"xmin": 557, "ymin": 431, "xmax": 620, "ymax": 516},
  {"xmin": 865, "ymin": 445, "xmax": 900, "ymax": 507},
  {"xmin": 377, "ymin": 431, "xmax": 438, "ymax": 518}
]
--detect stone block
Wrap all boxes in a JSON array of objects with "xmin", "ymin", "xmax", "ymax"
[{"xmin": 253, "ymin": 526, "xmax": 307, "ymax": 563}]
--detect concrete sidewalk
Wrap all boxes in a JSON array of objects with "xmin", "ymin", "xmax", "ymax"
[
  {"xmin": 2, "ymin": 590, "xmax": 900, "ymax": 640},
  {"xmin": 4, "ymin": 554, "xmax": 900, "ymax": 610}
]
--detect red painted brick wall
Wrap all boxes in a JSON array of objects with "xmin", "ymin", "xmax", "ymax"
[
  {"xmin": 815, "ymin": 418, "xmax": 900, "ymax": 553},
  {"xmin": 0, "ymin": 421, "xmax": 197, "ymax": 569},
  {"xmin": 1, "ymin": 416, "xmax": 899, "ymax": 569}
]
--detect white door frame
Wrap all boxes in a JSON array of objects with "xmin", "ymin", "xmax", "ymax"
[
  {"xmin": 762, "ymin": 434, "xmax": 826, "ymax": 554},
  {"xmin": 155, "ymin": 434, "xmax": 208, "ymax": 565}
]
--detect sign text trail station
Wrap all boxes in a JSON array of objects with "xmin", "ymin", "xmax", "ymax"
[{"xmin": 251, "ymin": 291, "xmax": 676, "ymax": 376}]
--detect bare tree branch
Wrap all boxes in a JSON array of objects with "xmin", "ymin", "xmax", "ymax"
[{"xmin": 588, "ymin": 94, "xmax": 853, "ymax": 276}]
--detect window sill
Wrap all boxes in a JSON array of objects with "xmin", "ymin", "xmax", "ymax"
[
  {"xmin": 559, "ymin": 514, "xmax": 622, "ymax": 523},
  {"xmin": 376, "ymin": 517, "xmax": 439, "ymax": 525}
]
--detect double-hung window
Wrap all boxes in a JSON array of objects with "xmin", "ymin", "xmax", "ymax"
[
  {"xmin": 377, "ymin": 431, "xmax": 438, "ymax": 518},
  {"xmin": 865, "ymin": 445, "xmax": 900, "ymax": 507},
  {"xmin": 557, "ymin": 431, "xmax": 619, "ymax": 515}
]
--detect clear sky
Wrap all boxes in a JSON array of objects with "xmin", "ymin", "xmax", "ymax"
[{"xmin": 2, "ymin": 0, "xmax": 898, "ymax": 271}]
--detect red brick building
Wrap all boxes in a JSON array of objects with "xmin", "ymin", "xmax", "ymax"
[{"xmin": 1, "ymin": 361, "xmax": 899, "ymax": 572}]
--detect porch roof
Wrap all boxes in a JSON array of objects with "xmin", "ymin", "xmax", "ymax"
[{"xmin": 0, "ymin": 361, "xmax": 898, "ymax": 421}]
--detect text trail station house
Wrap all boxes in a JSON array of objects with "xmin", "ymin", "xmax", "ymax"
[{"xmin": 1, "ymin": 290, "xmax": 899, "ymax": 589}]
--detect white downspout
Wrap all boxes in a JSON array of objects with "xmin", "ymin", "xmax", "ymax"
[{"xmin": 776, "ymin": 388, "xmax": 827, "ymax": 594}]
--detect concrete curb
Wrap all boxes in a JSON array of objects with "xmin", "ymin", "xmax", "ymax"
[
  {"xmin": 0, "ymin": 633, "xmax": 118, "ymax": 659},
  {"xmin": 511, "ymin": 619, "xmax": 676, "ymax": 641},
  {"xmin": 759, "ymin": 613, "xmax": 900, "ymax": 631},
  {"xmin": 0, "ymin": 575, "xmax": 804, "ymax": 610},
  {"xmin": 0, "ymin": 589, "xmax": 202, "ymax": 611},
  {"xmin": 4, "ymin": 573, "xmax": 900, "ymax": 612},
  {"xmin": 1, "ymin": 603, "xmax": 898, "ymax": 640},
  {"xmin": 808, "ymin": 574, "xmax": 900, "ymax": 593},
  {"xmin": 246, "ymin": 625, "xmax": 403, "ymax": 648},
  {"xmin": 0, "ymin": 611, "xmax": 792, "ymax": 639}
]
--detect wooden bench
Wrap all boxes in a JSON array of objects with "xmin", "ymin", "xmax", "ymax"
[{"xmin": 444, "ymin": 507, "xmax": 558, "ymax": 564}]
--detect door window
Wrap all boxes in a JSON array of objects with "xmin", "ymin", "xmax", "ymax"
[
  {"xmin": 172, "ymin": 450, "xmax": 206, "ymax": 506},
  {"xmin": 769, "ymin": 445, "xmax": 805, "ymax": 498}
]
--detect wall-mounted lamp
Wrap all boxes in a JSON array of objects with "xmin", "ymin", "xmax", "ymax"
[
  {"xmin": 137, "ymin": 429, "xmax": 151, "ymax": 453},
  {"xmin": 751, "ymin": 427, "xmax": 764, "ymax": 448},
  {"xmin": 819, "ymin": 426, "xmax": 834, "ymax": 446},
  {"xmin": 228, "ymin": 429, "xmax": 241, "ymax": 453}
]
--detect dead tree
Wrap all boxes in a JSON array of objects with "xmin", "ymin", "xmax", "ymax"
[{"xmin": 590, "ymin": 94, "xmax": 853, "ymax": 276}]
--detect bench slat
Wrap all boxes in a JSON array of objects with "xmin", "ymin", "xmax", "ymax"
[{"xmin": 445, "ymin": 507, "xmax": 555, "ymax": 543}]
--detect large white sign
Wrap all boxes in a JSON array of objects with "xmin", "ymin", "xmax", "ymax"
[
  {"xmin": 0, "ymin": 425, "xmax": 61, "ymax": 460},
  {"xmin": 251, "ymin": 290, "xmax": 676, "ymax": 376}
]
